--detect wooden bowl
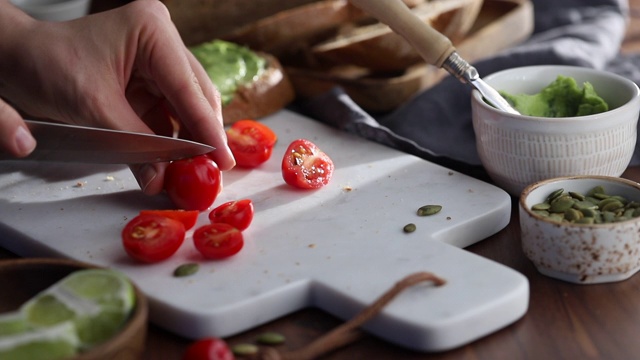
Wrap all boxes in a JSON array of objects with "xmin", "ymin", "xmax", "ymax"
[{"xmin": 0, "ymin": 258, "xmax": 148, "ymax": 360}]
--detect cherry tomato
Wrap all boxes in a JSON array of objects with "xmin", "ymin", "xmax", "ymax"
[
  {"xmin": 281, "ymin": 139, "xmax": 334, "ymax": 189},
  {"xmin": 226, "ymin": 119, "xmax": 277, "ymax": 168},
  {"xmin": 193, "ymin": 223, "xmax": 244, "ymax": 259},
  {"xmin": 182, "ymin": 337, "xmax": 233, "ymax": 360},
  {"xmin": 140, "ymin": 209, "xmax": 199, "ymax": 230},
  {"xmin": 208, "ymin": 199, "xmax": 254, "ymax": 231},
  {"xmin": 122, "ymin": 214, "xmax": 185, "ymax": 263},
  {"xmin": 164, "ymin": 155, "xmax": 222, "ymax": 211}
]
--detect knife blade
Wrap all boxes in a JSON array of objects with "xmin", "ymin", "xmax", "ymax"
[{"xmin": 0, "ymin": 120, "xmax": 215, "ymax": 164}]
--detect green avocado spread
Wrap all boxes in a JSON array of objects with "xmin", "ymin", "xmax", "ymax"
[
  {"xmin": 500, "ymin": 75, "xmax": 609, "ymax": 117},
  {"xmin": 190, "ymin": 40, "xmax": 266, "ymax": 105}
]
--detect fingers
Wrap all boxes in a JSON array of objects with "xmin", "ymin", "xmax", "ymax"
[
  {"xmin": 184, "ymin": 51, "xmax": 236, "ymax": 171},
  {"xmin": 133, "ymin": 2, "xmax": 235, "ymax": 170},
  {"xmin": 0, "ymin": 98, "xmax": 36, "ymax": 158},
  {"xmin": 130, "ymin": 163, "xmax": 166, "ymax": 196}
]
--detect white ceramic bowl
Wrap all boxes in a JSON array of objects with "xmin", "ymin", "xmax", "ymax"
[
  {"xmin": 471, "ymin": 65, "xmax": 640, "ymax": 196},
  {"xmin": 11, "ymin": 0, "xmax": 90, "ymax": 21},
  {"xmin": 519, "ymin": 175, "xmax": 640, "ymax": 284}
]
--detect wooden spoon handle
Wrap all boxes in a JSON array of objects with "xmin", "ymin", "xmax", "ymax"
[{"xmin": 348, "ymin": 0, "xmax": 455, "ymax": 67}]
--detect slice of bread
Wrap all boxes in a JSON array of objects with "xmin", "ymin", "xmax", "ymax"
[
  {"xmin": 190, "ymin": 40, "xmax": 295, "ymax": 125},
  {"xmin": 221, "ymin": 52, "xmax": 295, "ymax": 125}
]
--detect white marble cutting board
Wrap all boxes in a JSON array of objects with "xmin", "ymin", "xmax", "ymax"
[{"xmin": 0, "ymin": 110, "xmax": 528, "ymax": 352}]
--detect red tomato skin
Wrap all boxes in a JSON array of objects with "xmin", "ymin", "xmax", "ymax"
[
  {"xmin": 164, "ymin": 155, "xmax": 222, "ymax": 211},
  {"xmin": 281, "ymin": 139, "xmax": 334, "ymax": 189},
  {"xmin": 193, "ymin": 223, "xmax": 244, "ymax": 260},
  {"xmin": 122, "ymin": 214, "xmax": 185, "ymax": 263},
  {"xmin": 182, "ymin": 337, "xmax": 234, "ymax": 360},
  {"xmin": 226, "ymin": 119, "xmax": 277, "ymax": 168},
  {"xmin": 208, "ymin": 199, "xmax": 254, "ymax": 231},
  {"xmin": 139, "ymin": 209, "xmax": 199, "ymax": 230}
]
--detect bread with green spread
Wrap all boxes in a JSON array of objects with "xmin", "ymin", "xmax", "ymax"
[{"xmin": 190, "ymin": 40, "xmax": 294, "ymax": 125}]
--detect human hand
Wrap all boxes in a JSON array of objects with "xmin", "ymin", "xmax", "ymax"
[{"xmin": 0, "ymin": 0, "xmax": 235, "ymax": 194}]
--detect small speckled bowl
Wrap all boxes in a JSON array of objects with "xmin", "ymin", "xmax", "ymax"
[
  {"xmin": 471, "ymin": 65, "xmax": 640, "ymax": 196},
  {"xmin": 519, "ymin": 176, "xmax": 640, "ymax": 284}
]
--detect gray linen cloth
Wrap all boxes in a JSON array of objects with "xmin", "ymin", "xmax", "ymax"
[{"xmin": 295, "ymin": 0, "xmax": 638, "ymax": 177}]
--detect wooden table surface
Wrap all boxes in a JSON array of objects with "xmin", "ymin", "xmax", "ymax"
[{"xmin": 4, "ymin": 1, "xmax": 640, "ymax": 359}]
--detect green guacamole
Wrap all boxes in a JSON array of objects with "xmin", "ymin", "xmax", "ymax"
[
  {"xmin": 190, "ymin": 40, "xmax": 266, "ymax": 105},
  {"xmin": 500, "ymin": 75, "xmax": 609, "ymax": 117}
]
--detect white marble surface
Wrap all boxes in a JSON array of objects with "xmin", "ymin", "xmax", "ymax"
[{"xmin": 0, "ymin": 110, "xmax": 528, "ymax": 352}]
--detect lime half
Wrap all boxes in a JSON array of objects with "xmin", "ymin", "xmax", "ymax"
[
  {"xmin": 0, "ymin": 312, "xmax": 28, "ymax": 337},
  {"xmin": 0, "ymin": 321, "xmax": 79, "ymax": 360},
  {"xmin": 21, "ymin": 268, "xmax": 135, "ymax": 349}
]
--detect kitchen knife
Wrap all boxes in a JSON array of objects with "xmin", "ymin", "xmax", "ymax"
[
  {"xmin": 0, "ymin": 120, "xmax": 215, "ymax": 164},
  {"xmin": 348, "ymin": 0, "xmax": 519, "ymax": 115}
]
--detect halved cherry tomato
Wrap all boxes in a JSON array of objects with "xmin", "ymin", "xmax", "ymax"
[
  {"xmin": 182, "ymin": 337, "xmax": 233, "ymax": 360},
  {"xmin": 208, "ymin": 199, "xmax": 254, "ymax": 231},
  {"xmin": 193, "ymin": 223, "xmax": 244, "ymax": 259},
  {"xmin": 281, "ymin": 139, "xmax": 334, "ymax": 189},
  {"xmin": 140, "ymin": 209, "xmax": 199, "ymax": 230},
  {"xmin": 122, "ymin": 214, "xmax": 185, "ymax": 263},
  {"xmin": 226, "ymin": 119, "xmax": 277, "ymax": 168},
  {"xmin": 164, "ymin": 155, "xmax": 222, "ymax": 211}
]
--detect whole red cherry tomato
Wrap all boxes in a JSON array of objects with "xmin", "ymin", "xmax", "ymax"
[
  {"xmin": 281, "ymin": 139, "xmax": 334, "ymax": 189},
  {"xmin": 226, "ymin": 119, "xmax": 277, "ymax": 168},
  {"xmin": 164, "ymin": 155, "xmax": 222, "ymax": 211},
  {"xmin": 208, "ymin": 199, "xmax": 254, "ymax": 231},
  {"xmin": 182, "ymin": 337, "xmax": 233, "ymax": 360},
  {"xmin": 122, "ymin": 214, "xmax": 185, "ymax": 263},
  {"xmin": 139, "ymin": 209, "xmax": 199, "ymax": 230},
  {"xmin": 193, "ymin": 223, "xmax": 244, "ymax": 259}
]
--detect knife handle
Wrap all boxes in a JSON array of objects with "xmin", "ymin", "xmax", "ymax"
[{"xmin": 348, "ymin": 0, "xmax": 455, "ymax": 67}]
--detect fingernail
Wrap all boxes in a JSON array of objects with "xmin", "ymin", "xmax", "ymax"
[
  {"xmin": 14, "ymin": 126, "xmax": 36, "ymax": 157},
  {"xmin": 137, "ymin": 164, "xmax": 157, "ymax": 193}
]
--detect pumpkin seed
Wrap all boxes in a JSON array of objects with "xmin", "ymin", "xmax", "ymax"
[
  {"xmin": 532, "ymin": 203, "xmax": 551, "ymax": 211},
  {"xmin": 256, "ymin": 331, "xmax": 286, "ymax": 345},
  {"xmin": 587, "ymin": 185, "xmax": 606, "ymax": 196},
  {"xmin": 569, "ymin": 191, "xmax": 585, "ymax": 201},
  {"xmin": 592, "ymin": 192, "xmax": 610, "ymax": 200},
  {"xmin": 533, "ymin": 210, "xmax": 550, "ymax": 217},
  {"xmin": 549, "ymin": 197, "xmax": 574, "ymax": 212},
  {"xmin": 232, "ymin": 343, "xmax": 259, "ymax": 356},
  {"xmin": 417, "ymin": 205, "xmax": 442, "ymax": 216},
  {"xmin": 580, "ymin": 208, "xmax": 598, "ymax": 218},
  {"xmin": 546, "ymin": 188, "xmax": 565, "ymax": 203},
  {"xmin": 403, "ymin": 223, "xmax": 416, "ymax": 233},
  {"xmin": 530, "ymin": 186, "xmax": 640, "ymax": 224},
  {"xmin": 573, "ymin": 200, "xmax": 598, "ymax": 210},
  {"xmin": 173, "ymin": 263, "xmax": 199, "ymax": 277},
  {"xmin": 576, "ymin": 217, "xmax": 595, "ymax": 225},
  {"xmin": 564, "ymin": 208, "xmax": 583, "ymax": 222},
  {"xmin": 601, "ymin": 200, "xmax": 624, "ymax": 212}
]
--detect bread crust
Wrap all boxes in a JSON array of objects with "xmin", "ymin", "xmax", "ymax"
[{"xmin": 222, "ymin": 0, "xmax": 366, "ymax": 58}]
